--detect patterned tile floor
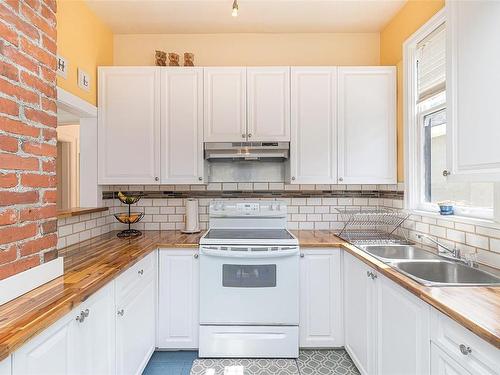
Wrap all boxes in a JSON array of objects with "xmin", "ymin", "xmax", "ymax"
[{"xmin": 143, "ymin": 350, "xmax": 359, "ymax": 375}]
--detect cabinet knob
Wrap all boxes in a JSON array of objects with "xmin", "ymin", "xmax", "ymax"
[
  {"xmin": 117, "ymin": 309, "xmax": 125, "ymax": 317},
  {"xmin": 242, "ymin": 134, "xmax": 246, "ymax": 139},
  {"xmin": 193, "ymin": 253, "xmax": 199, "ymax": 259},
  {"xmin": 198, "ymin": 177, "xmax": 203, "ymax": 181},
  {"xmin": 248, "ymin": 133, "xmax": 252, "ymax": 138},
  {"xmin": 155, "ymin": 177, "xmax": 159, "ymax": 182},
  {"xmin": 371, "ymin": 273, "xmax": 378, "ymax": 280},
  {"xmin": 291, "ymin": 176, "xmax": 296, "ymax": 181},
  {"xmin": 83, "ymin": 309, "xmax": 90, "ymax": 317},
  {"xmin": 459, "ymin": 344, "xmax": 472, "ymax": 355},
  {"xmin": 339, "ymin": 177, "xmax": 344, "ymax": 182},
  {"xmin": 300, "ymin": 253, "xmax": 304, "ymax": 258},
  {"xmin": 367, "ymin": 270, "xmax": 372, "ymax": 278},
  {"xmin": 138, "ymin": 269, "xmax": 144, "ymax": 275},
  {"xmin": 442, "ymin": 170, "xmax": 451, "ymax": 177}
]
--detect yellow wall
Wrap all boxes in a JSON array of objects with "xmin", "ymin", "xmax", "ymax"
[
  {"xmin": 380, "ymin": 0, "xmax": 445, "ymax": 181},
  {"xmin": 56, "ymin": 0, "xmax": 114, "ymax": 105},
  {"xmin": 114, "ymin": 33, "xmax": 380, "ymax": 66}
]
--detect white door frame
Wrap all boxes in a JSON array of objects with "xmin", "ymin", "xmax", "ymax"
[{"xmin": 57, "ymin": 87, "xmax": 101, "ymax": 207}]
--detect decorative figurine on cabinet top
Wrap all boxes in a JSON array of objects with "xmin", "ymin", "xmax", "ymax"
[
  {"xmin": 155, "ymin": 50, "xmax": 167, "ymax": 66},
  {"xmin": 184, "ymin": 52, "xmax": 195, "ymax": 66},
  {"xmin": 168, "ymin": 53, "xmax": 180, "ymax": 66}
]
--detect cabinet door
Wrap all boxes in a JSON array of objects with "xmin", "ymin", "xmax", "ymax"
[
  {"xmin": 290, "ymin": 68, "xmax": 337, "ymax": 184},
  {"xmin": 204, "ymin": 68, "xmax": 247, "ymax": 142},
  {"xmin": 74, "ymin": 284, "xmax": 116, "ymax": 375},
  {"xmin": 343, "ymin": 252, "xmax": 376, "ymax": 375},
  {"xmin": 376, "ymin": 274, "xmax": 430, "ymax": 375},
  {"xmin": 299, "ymin": 249, "xmax": 342, "ymax": 348},
  {"xmin": 98, "ymin": 67, "xmax": 161, "ymax": 184},
  {"xmin": 247, "ymin": 67, "xmax": 290, "ymax": 142},
  {"xmin": 116, "ymin": 273, "xmax": 156, "ymax": 375},
  {"xmin": 13, "ymin": 311, "xmax": 76, "ymax": 375},
  {"xmin": 158, "ymin": 249, "xmax": 199, "ymax": 349},
  {"xmin": 447, "ymin": 2, "xmax": 500, "ymax": 180},
  {"xmin": 338, "ymin": 67, "xmax": 396, "ymax": 184},
  {"xmin": 0, "ymin": 356, "xmax": 11, "ymax": 375},
  {"xmin": 160, "ymin": 68, "xmax": 205, "ymax": 184},
  {"xmin": 431, "ymin": 343, "xmax": 472, "ymax": 375}
]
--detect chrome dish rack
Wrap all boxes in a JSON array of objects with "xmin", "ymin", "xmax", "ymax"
[{"xmin": 336, "ymin": 207, "xmax": 410, "ymax": 245}]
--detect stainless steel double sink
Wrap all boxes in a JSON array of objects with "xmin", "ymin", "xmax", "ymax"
[{"xmin": 358, "ymin": 245, "xmax": 500, "ymax": 287}]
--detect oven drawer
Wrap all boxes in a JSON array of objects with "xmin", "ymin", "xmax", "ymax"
[{"xmin": 199, "ymin": 325, "xmax": 299, "ymax": 358}]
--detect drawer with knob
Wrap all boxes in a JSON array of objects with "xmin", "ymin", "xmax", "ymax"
[
  {"xmin": 430, "ymin": 308, "xmax": 500, "ymax": 374},
  {"xmin": 115, "ymin": 251, "xmax": 156, "ymax": 303}
]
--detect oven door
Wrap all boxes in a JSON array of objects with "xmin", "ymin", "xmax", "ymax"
[{"xmin": 199, "ymin": 245, "xmax": 299, "ymax": 326}]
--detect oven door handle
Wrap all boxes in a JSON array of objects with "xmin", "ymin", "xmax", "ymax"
[{"xmin": 200, "ymin": 247, "xmax": 299, "ymax": 258}]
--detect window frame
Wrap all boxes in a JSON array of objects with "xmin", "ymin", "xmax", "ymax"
[{"xmin": 403, "ymin": 9, "xmax": 495, "ymax": 221}]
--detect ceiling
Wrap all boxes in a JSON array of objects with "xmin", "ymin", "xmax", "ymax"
[{"xmin": 86, "ymin": 0, "xmax": 406, "ymax": 34}]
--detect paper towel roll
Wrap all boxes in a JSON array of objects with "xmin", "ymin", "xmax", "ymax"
[{"xmin": 182, "ymin": 199, "xmax": 200, "ymax": 233}]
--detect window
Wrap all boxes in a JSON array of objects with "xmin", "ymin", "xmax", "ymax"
[{"xmin": 405, "ymin": 17, "xmax": 495, "ymax": 220}]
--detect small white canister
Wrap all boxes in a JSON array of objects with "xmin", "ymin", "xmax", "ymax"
[{"xmin": 182, "ymin": 198, "xmax": 200, "ymax": 233}]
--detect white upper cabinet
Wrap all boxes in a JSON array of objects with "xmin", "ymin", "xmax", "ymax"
[
  {"xmin": 204, "ymin": 68, "xmax": 247, "ymax": 142},
  {"xmin": 247, "ymin": 67, "xmax": 290, "ymax": 142},
  {"xmin": 447, "ymin": 1, "xmax": 500, "ymax": 180},
  {"xmin": 299, "ymin": 248, "xmax": 343, "ymax": 348},
  {"xmin": 160, "ymin": 68, "xmax": 205, "ymax": 184},
  {"xmin": 337, "ymin": 67, "xmax": 396, "ymax": 184},
  {"xmin": 98, "ymin": 67, "xmax": 161, "ymax": 184},
  {"xmin": 290, "ymin": 67, "xmax": 338, "ymax": 184}
]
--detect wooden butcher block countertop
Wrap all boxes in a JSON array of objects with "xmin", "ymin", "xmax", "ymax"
[{"xmin": 0, "ymin": 230, "xmax": 499, "ymax": 362}]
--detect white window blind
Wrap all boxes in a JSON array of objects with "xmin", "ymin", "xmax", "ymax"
[{"xmin": 417, "ymin": 23, "xmax": 446, "ymax": 102}]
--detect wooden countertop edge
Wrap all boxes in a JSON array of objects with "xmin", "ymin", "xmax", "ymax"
[
  {"xmin": 0, "ymin": 232, "xmax": 498, "ymax": 362},
  {"xmin": 56, "ymin": 206, "xmax": 109, "ymax": 219}
]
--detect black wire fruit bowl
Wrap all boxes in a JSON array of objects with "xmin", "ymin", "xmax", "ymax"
[
  {"xmin": 114, "ymin": 212, "xmax": 144, "ymax": 225},
  {"xmin": 117, "ymin": 191, "xmax": 142, "ymax": 205}
]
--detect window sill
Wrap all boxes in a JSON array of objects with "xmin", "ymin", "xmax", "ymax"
[
  {"xmin": 410, "ymin": 209, "xmax": 500, "ymax": 230},
  {"xmin": 57, "ymin": 207, "xmax": 109, "ymax": 219}
]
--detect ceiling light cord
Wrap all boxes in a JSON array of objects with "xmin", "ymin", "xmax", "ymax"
[{"xmin": 232, "ymin": 0, "xmax": 238, "ymax": 17}]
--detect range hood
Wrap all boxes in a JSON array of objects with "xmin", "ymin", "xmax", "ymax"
[{"xmin": 204, "ymin": 142, "xmax": 289, "ymax": 160}]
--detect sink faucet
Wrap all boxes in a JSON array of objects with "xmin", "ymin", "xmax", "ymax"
[{"xmin": 416, "ymin": 234, "xmax": 461, "ymax": 259}]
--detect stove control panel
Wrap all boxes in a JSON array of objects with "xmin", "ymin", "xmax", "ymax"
[{"xmin": 209, "ymin": 200, "xmax": 287, "ymax": 218}]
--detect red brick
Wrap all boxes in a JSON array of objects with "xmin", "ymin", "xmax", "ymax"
[
  {"xmin": 22, "ymin": 141, "xmax": 56, "ymax": 157},
  {"xmin": 41, "ymin": 158, "xmax": 55, "ymax": 172},
  {"xmin": 0, "ymin": 190, "xmax": 38, "ymax": 206},
  {"xmin": 20, "ymin": 37, "xmax": 55, "ymax": 69},
  {"xmin": 24, "ymin": 0, "xmax": 40, "ymax": 11},
  {"xmin": 0, "ymin": 135, "xmax": 19, "ymax": 152},
  {"xmin": 24, "ymin": 108, "xmax": 56, "ymax": 128},
  {"xmin": 0, "ymin": 116, "xmax": 40, "ymax": 137},
  {"xmin": 41, "ymin": 219, "xmax": 56, "ymax": 234},
  {"xmin": 20, "ymin": 71, "xmax": 55, "ymax": 98},
  {"xmin": 0, "ymin": 77, "xmax": 39, "ymax": 104},
  {"xmin": 20, "ymin": 204, "xmax": 56, "ymax": 222},
  {"xmin": 0, "ymin": 255, "xmax": 40, "ymax": 280},
  {"xmin": 20, "ymin": 3, "xmax": 56, "ymax": 40},
  {"xmin": 41, "ymin": 128, "xmax": 56, "ymax": 142},
  {"xmin": 40, "ymin": 64, "xmax": 55, "ymax": 83},
  {"xmin": 0, "ymin": 97, "xmax": 19, "ymax": 116},
  {"xmin": 19, "ymin": 233, "xmax": 56, "ymax": 256},
  {"xmin": 0, "ymin": 42, "xmax": 38, "ymax": 75},
  {"xmin": 0, "ymin": 3, "xmax": 39, "ymax": 41},
  {"xmin": 0, "ymin": 245, "xmax": 17, "ymax": 265},
  {"xmin": 41, "ymin": 97, "xmax": 56, "ymax": 112},
  {"xmin": 0, "ymin": 222, "xmax": 37, "ymax": 245},
  {"xmin": 41, "ymin": 189, "xmax": 56, "ymax": 203},
  {"xmin": 4, "ymin": 0, "xmax": 19, "ymax": 12},
  {"xmin": 40, "ymin": 3, "xmax": 55, "ymax": 25},
  {"xmin": 0, "ymin": 153, "xmax": 38, "ymax": 170},
  {"xmin": 20, "ymin": 173, "xmax": 56, "ymax": 188},
  {"xmin": 42, "ymin": 0, "xmax": 56, "ymax": 13},
  {"xmin": 0, "ymin": 173, "xmax": 18, "ymax": 188},
  {"xmin": 0, "ymin": 21, "xmax": 18, "ymax": 46},
  {"xmin": 41, "ymin": 34, "xmax": 56, "ymax": 55},
  {"xmin": 42, "ymin": 248, "xmax": 57, "ymax": 262},
  {"xmin": 0, "ymin": 209, "xmax": 17, "ymax": 226},
  {"xmin": 0, "ymin": 60, "xmax": 18, "ymax": 81}
]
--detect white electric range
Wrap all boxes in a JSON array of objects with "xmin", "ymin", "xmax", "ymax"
[{"xmin": 199, "ymin": 200, "xmax": 299, "ymax": 358}]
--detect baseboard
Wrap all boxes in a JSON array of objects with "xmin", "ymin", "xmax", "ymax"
[{"xmin": 0, "ymin": 257, "xmax": 64, "ymax": 306}]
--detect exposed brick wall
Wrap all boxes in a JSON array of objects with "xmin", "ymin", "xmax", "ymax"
[{"xmin": 0, "ymin": 0, "xmax": 58, "ymax": 280}]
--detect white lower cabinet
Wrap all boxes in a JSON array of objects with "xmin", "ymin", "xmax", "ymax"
[
  {"xmin": 0, "ymin": 357, "xmax": 10, "ymax": 375},
  {"xmin": 299, "ymin": 248, "xmax": 343, "ymax": 348},
  {"xmin": 115, "ymin": 252, "xmax": 157, "ymax": 375},
  {"xmin": 13, "ymin": 283, "xmax": 115, "ymax": 375},
  {"xmin": 343, "ymin": 251, "xmax": 431, "ymax": 375},
  {"xmin": 157, "ymin": 249, "xmax": 199, "ymax": 349},
  {"xmin": 431, "ymin": 343, "xmax": 472, "ymax": 375}
]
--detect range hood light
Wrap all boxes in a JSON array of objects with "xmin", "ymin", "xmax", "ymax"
[{"xmin": 232, "ymin": 0, "xmax": 238, "ymax": 17}]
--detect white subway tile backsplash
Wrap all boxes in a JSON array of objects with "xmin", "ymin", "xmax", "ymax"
[{"xmin": 465, "ymin": 233, "xmax": 489, "ymax": 250}]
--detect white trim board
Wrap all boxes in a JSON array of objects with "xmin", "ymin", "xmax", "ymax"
[
  {"xmin": 0, "ymin": 257, "xmax": 64, "ymax": 306},
  {"xmin": 57, "ymin": 87, "xmax": 97, "ymax": 118}
]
